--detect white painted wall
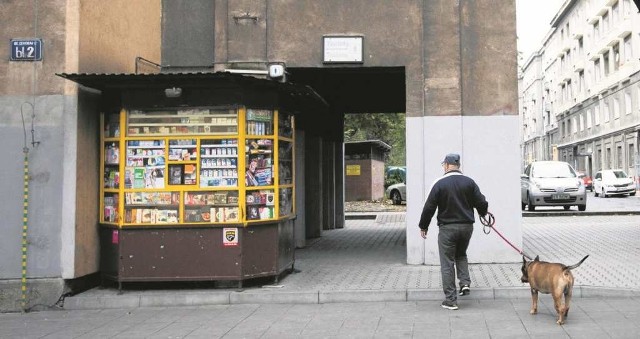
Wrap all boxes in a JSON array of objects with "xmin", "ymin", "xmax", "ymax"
[{"xmin": 406, "ymin": 115, "xmax": 523, "ymax": 264}]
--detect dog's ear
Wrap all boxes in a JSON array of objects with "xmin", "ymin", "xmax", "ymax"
[{"xmin": 534, "ymin": 255, "xmax": 539, "ymax": 261}]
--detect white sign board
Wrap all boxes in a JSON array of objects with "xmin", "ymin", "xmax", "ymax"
[{"xmin": 323, "ymin": 36, "xmax": 363, "ymax": 63}]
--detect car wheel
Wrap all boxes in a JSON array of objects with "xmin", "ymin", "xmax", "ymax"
[
  {"xmin": 594, "ymin": 190, "xmax": 599, "ymax": 197},
  {"xmin": 563, "ymin": 206, "xmax": 570, "ymax": 211},
  {"xmin": 601, "ymin": 188, "xmax": 607, "ymax": 198},
  {"xmin": 521, "ymin": 201, "xmax": 526, "ymax": 211},
  {"xmin": 391, "ymin": 190, "xmax": 402, "ymax": 205},
  {"xmin": 578, "ymin": 204, "xmax": 586, "ymax": 211},
  {"xmin": 527, "ymin": 195, "xmax": 535, "ymax": 211},
  {"xmin": 631, "ymin": 192, "xmax": 637, "ymax": 196}
]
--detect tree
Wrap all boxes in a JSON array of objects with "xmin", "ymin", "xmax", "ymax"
[{"xmin": 344, "ymin": 113, "xmax": 405, "ymax": 166}]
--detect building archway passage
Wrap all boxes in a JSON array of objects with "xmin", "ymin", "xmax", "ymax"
[{"xmin": 286, "ymin": 67, "xmax": 406, "ymax": 244}]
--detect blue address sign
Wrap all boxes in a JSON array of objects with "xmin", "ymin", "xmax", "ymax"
[{"xmin": 10, "ymin": 39, "xmax": 43, "ymax": 61}]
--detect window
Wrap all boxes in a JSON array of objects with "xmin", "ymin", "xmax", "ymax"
[
  {"xmin": 613, "ymin": 42, "xmax": 620, "ymax": 71},
  {"xmin": 630, "ymin": 144, "xmax": 636, "ymax": 167},
  {"xmin": 625, "ymin": 91, "xmax": 632, "ymax": 115},
  {"xmin": 614, "ymin": 97, "xmax": 620, "ymax": 119},
  {"xmin": 578, "ymin": 71, "xmax": 585, "ymax": 95},
  {"xmin": 562, "ymin": 121, "xmax": 566, "ymax": 138},
  {"xmin": 594, "ymin": 22, "xmax": 600, "ymax": 40},
  {"xmin": 603, "ymin": 51, "xmax": 610, "ymax": 76},
  {"xmin": 567, "ymin": 80, "xmax": 572, "ymax": 100},
  {"xmin": 624, "ymin": 0, "xmax": 632, "ymax": 16},
  {"xmin": 587, "ymin": 109, "xmax": 593, "ymax": 128},
  {"xmin": 617, "ymin": 145, "xmax": 623, "ymax": 168},
  {"xmin": 573, "ymin": 117, "xmax": 578, "ymax": 134},
  {"xmin": 595, "ymin": 103, "xmax": 601, "ymax": 125},
  {"xmin": 606, "ymin": 147, "xmax": 612, "ymax": 168},
  {"xmin": 578, "ymin": 37, "xmax": 584, "ymax": 57},
  {"xmin": 603, "ymin": 12, "xmax": 609, "ymax": 32},
  {"xmin": 613, "ymin": 1, "xmax": 619, "ymax": 24},
  {"xmin": 624, "ymin": 35, "xmax": 633, "ymax": 63},
  {"xmin": 594, "ymin": 59, "xmax": 601, "ymax": 82},
  {"xmin": 579, "ymin": 113, "xmax": 585, "ymax": 131},
  {"xmin": 604, "ymin": 102, "xmax": 610, "ymax": 122}
]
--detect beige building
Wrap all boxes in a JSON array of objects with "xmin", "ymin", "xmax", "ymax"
[{"xmin": 521, "ymin": 0, "xmax": 640, "ymax": 180}]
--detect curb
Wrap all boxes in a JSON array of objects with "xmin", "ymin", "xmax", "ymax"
[
  {"xmin": 344, "ymin": 211, "xmax": 640, "ymax": 219},
  {"xmin": 63, "ymin": 286, "xmax": 640, "ymax": 310}
]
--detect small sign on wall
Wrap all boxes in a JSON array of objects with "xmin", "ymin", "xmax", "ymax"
[
  {"xmin": 10, "ymin": 39, "xmax": 43, "ymax": 61},
  {"xmin": 346, "ymin": 165, "xmax": 361, "ymax": 176},
  {"xmin": 223, "ymin": 228, "xmax": 238, "ymax": 247},
  {"xmin": 323, "ymin": 35, "xmax": 363, "ymax": 63}
]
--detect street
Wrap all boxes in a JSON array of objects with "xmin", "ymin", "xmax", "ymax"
[{"xmin": 524, "ymin": 190, "xmax": 640, "ymax": 213}]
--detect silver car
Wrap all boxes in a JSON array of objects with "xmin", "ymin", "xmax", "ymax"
[{"xmin": 521, "ymin": 161, "xmax": 587, "ymax": 211}]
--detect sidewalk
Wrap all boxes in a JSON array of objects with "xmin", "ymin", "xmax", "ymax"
[
  {"xmin": 62, "ymin": 214, "xmax": 640, "ymax": 310},
  {"xmin": 3, "ymin": 297, "xmax": 640, "ymax": 338}
]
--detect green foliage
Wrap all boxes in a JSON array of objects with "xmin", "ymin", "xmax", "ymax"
[{"xmin": 344, "ymin": 113, "xmax": 406, "ymax": 166}]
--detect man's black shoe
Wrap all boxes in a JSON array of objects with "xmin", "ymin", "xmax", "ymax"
[
  {"xmin": 459, "ymin": 285, "xmax": 470, "ymax": 296},
  {"xmin": 441, "ymin": 300, "xmax": 459, "ymax": 310}
]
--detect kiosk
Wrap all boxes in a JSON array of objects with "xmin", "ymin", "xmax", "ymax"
[{"xmin": 60, "ymin": 72, "xmax": 325, "ymax": 288}]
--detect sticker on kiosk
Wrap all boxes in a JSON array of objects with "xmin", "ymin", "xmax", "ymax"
[{"xmin": 223, "ymin": 228, "xmax": 238, "ymax": 247}]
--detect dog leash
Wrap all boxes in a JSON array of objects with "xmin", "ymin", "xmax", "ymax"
[{"xmin": 480, "ymin": 212, "xmax": 534, "ymax": 260}]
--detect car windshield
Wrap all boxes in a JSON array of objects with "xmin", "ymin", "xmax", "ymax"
[
  {"xmin": 531, "ymin": 163, "xmax": 575, "ymax": 178},
  {"xmin": 603, "ymin": 170, "xmax": 627, "ymax": 179}
]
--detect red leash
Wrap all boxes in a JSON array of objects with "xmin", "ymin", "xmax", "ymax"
[{"xmin": 480, "ymin": 212, "xmax": 533, "ymax": 260}]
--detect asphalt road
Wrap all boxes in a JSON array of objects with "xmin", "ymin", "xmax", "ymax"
[{"xmin": 524, "ymin": 190, "xmax": 639, "ymax": 213}]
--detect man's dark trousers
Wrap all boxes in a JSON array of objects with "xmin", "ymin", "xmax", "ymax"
[{"xmin": 438, "ymin": 223, "xmax": 474, "ymax": 302}]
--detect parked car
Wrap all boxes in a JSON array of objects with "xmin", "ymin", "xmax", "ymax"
[
  {"xmin": 520, "ymin": 161, "xmax": 587, "ymax": 211},
  {"xmin": 576, "ymin": 171, "xmax": 593, "ymax": 192},
  {"xmin": 593, "ymin": 169, "xmax": 637, "ymax": 197},
  {"xmin": 385, "ymin": 166, "xmax": 406, "ymax": 205}
]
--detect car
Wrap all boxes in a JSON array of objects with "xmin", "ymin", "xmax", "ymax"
[
  {"xmin": 576, "ymin": 171, "xmax": 593, "ymax": 192},
  {"xmin": 520, "ymin": 161, "xmax": 587, "ymax": 211},
  {"xmin": 385, "ymin": 166, "xmax": 406, "ymax": 205},
  {"xmin": 385, "ymin": 182, "xmax": 406, "ymax": 205},
  {"xmin": 593, "ymin": 169, "xmax": 637, "ymax": 197}
]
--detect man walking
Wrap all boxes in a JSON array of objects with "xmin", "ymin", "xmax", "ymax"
[{"xmin": 418, "ymin": 153, "xmax": 489, "ymax": 310}]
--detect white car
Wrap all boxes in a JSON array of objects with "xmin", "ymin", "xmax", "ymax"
[
  {"xmin": 593, "ymin": 169, "xmax": 637, "ymax": 197},
  {"xmin": 386, "ymin": 182, "xmax": 406, "ymax": 205}
]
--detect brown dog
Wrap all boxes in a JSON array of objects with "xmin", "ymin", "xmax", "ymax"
[{"xmin": 520, "ymin": 255, "xmax": 589, "ymax": 325}]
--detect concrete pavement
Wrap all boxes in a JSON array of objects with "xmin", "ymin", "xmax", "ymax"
[
  {"xmin": 3, "ymin": 213, "xmax": 640, "ymax": 338},
  {"xmin": 3, "ymin": 297, "xmax": 640, "ymax": 338},
  {"xmin": 59, "ymin": 214, "xmax": 640, "ymax": 310}
]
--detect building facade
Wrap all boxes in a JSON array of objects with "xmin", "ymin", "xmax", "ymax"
[
  {"xmin": 1, "ymin": 0, "xmax": 520, "ymax": 311},
  {"xmin": 521, "ymin": 0, "xmax": 640, "ymax": 180}
]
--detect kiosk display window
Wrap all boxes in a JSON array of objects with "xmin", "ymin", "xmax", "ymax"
[{"xmin": 100, "ymin": 106, "xmax": 294, "ymax": 227}]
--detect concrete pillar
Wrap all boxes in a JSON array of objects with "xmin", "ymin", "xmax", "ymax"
[
  {"xmin": 294, "ymin": 130, "xmax": 306, "ymax": 248},
  {"xmin": 334, "ymin": 141, "xmax": 345, "ymax": 229},
  {"xmin": 304, "ymin": 134, "xmax": 322, "ymax": 238},
  {"xmin": 406, "ymin": 0, "xmax": 522, "ymax": 264},
  {"xmin": 322, "ymin": 139, "xmax": 335, "ymax": 230}
]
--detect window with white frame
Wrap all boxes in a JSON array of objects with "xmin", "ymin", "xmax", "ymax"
[
  {"xmin": 613, "ymin": 1, "xmax": 619, "ymax": 24},
  {"xmin": 625, "ymin": 91, "xmax": 632, "ymax": 115},
  {"xmin": 614, "ymin": 97, "xmax": 620, "ymax": 119},
  {"xmin": 604, "ymin": 102, "xmax": 610, "ymax": 122},
  {"xmin": 594, "ymin": 59, "xmax": 601, "ymax": 82},
  {"xmin": 579, "ymin": 113, "xmax": 584, "ymax": 131},
  {"xmin": 604, "ymin": 51, "xmax": 610, "ymax": 76},
  {"xmin": 594, "ymin": 21, "xmax": 600, "ymax": 40},
  {"xmin": 595, "ymin": 103, "xmax": 601, "ymax": 125},
  {"xmin": 630, "ymin": 144, "xmax": 636, "ymax": 167},
  {"xmin": 624, "ymin": 0, "xmax": 631, "ymax": 16},
  {"xmin": 617, "ymin": 145, "xmax": 623, "ymax": 168},
  {"xmin": 613, "ymin": 42, "xmax": 620, "ymax": 71},
  {"xmin": 572, "ymin": 117, "xmax": 578, "ymax": 134},
  {"xmin": 578, "ymin": 71, "xmax": 584, "ymax": 95},
  {"xmin": 624, "ymin": 34, "xmax": 632, "ymax": 63},
  {"xmin": 587, "ymin": 108, "xmax": 593, "ymax": 128},
  {"xmin": 603, "ymin": 11, "xmax": 609, "ymax": 32}
]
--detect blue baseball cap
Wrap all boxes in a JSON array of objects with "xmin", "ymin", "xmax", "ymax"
[{"xmin": 442, "ymin": 153, "xmax": 460, "ymax": 165}]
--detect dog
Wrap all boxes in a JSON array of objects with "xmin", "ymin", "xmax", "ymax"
[{"xmin": 520, "ymin": 255, "xmax": 589, "ymax": 325}]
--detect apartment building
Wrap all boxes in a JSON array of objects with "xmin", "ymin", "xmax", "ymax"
[{"xmin": 521, "ymin": 0, "xmax": 640, "ymax": 178}]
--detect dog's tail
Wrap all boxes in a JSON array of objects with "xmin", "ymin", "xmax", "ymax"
[{"xmin": 566, "ymin": 255, "xmax": 589, "ymax": 270}]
